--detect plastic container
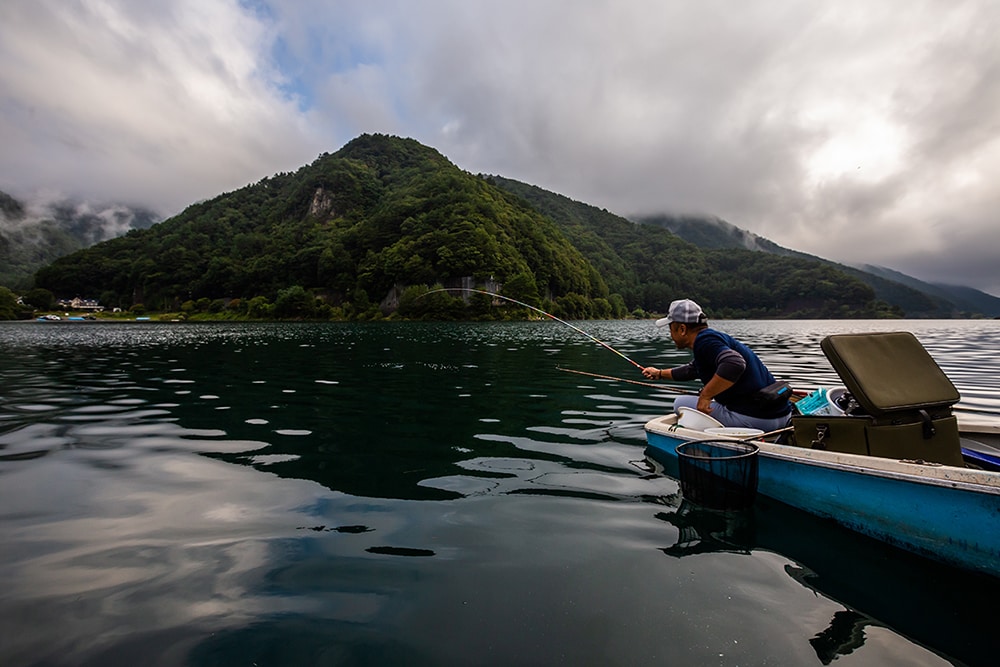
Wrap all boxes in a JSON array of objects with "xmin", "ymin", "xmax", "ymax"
[
  {"xmin": 676, "ymin": 407, "xmax": 724, "ymax": 431},
  {"xmin": 676, "ymin": 440, "xmax": 759, "ymax": 510},
  {"xmin": 795, "ymin": 387, "xmax": 847, "ymax": 417}
]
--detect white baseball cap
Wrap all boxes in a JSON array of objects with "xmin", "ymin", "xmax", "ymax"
[{"xmin": 655, "ymin": 299, "xmax": 707, "ymax": 327}]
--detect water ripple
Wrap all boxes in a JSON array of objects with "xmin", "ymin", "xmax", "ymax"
[{"xmin": 2, "ymin": 320, "xmax": 999, "ymax": 666}]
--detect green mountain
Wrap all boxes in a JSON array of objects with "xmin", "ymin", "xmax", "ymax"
[
  {"xmin": 36, "ymin": 134, "xmax": 901, "ymax": 319},
  {"xmin": 0, "ymin": 190, "xmax": 158, "ymax": 291},
  {"xmin": 857, "ymin": 265, "xmax": 1000, "ymax": 318},
  {"xmin": 490, "ymin": 176, "xmax": 895, "ymax": 318},
  {"xmin": 635, "ymin": 213, "xmax": 792, "ymax": 254},
  {"xmin": 35, "ymin": 135, "xmax": 611, "ymax": 318},
  {"xmin": 635, "ymin": 213, "xmax": 999, "ymax": 318}
]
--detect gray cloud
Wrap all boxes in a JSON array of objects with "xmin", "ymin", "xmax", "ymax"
[
  {"xmin": 2, "ymin": 0, "xmax": 998, "ymax": 295},
  {"xmin": 0, "ymin": 0, "xmax": 319, "ymax": 212}
]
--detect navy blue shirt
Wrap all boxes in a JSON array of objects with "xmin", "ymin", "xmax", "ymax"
[{"xmin": 683, "ymin": 328, "xmax": 790, "ymax": 418}]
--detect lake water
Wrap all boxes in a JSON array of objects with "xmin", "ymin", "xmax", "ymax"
[{"xmin": 2, "ymin": 319, "xmax": 999, "ymax": 666}]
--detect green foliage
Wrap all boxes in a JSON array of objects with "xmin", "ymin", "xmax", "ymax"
[
  {"xmin": 503, "ymin": 271, "xmax": 541, "ymax": 306},
  {"xmin": 0, "ymin": 218, "xmax": 90, "ymax": 291},
  {"xmin": 35, "ymin": 135, "xmax": 605, "ymax": 319},
  {"xmin": 31, "ymin": 134, "xmax": 914, "ymax": 320},
  {"xmin": 246, "ymin": 295, "xmax": 272, "ymax": 319},
  {"xmin": 396, "ymin": 285, "xmax": 466, "ymax": 320},
  {"xmin": 22, "ymin": 287, "xmax": 55, "ymax": 311},
  {"xmin": 0, "ymin": 287, "xmax": 16, "ymax": 319},
  {"xmin": 608, "ymin": 293, "xmax": 628, "ymax": 318},
  {"xmin": 490, "ymin": 176, "xmax": 895, "ymax": 319},
  {"xmin": 273, "ymin": 285, "xmax": 317, "ymax": 319},
  {"xmin": 0, "ymin": 286, "xmax": 32, "ymax": 320}
]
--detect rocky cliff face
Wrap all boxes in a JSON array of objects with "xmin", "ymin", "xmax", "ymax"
[{"xmin": 308, "ymin": 187, "xmax": 335, "ymax": 218}]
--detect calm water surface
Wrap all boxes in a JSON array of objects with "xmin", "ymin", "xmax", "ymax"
[{"xmin": 1, "ymin": 319, "xmax": 999, "ymax": 666}]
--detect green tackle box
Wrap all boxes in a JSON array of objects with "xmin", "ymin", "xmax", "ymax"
[{"xmin": 790, "ymin": 332, "xmax": 964, "ymax": 466}]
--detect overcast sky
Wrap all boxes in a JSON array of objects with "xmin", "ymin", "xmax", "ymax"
[{"xmin": 2, "ymin": 1, "xmax": 999, "ymax": 295}]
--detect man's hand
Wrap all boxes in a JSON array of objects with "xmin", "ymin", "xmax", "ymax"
[{"xmin": 698, "ymin": 374, "xmax": 735, "ymax": 414}]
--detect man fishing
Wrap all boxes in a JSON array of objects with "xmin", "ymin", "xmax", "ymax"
[{"xmin": 642, "ymin": 299, "xmax": 792, "ymax": 432}]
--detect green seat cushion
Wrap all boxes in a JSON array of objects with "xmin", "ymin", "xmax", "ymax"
[{"xmin": 820, "ymin": 332, "xmax": 960, "ymax": 415}]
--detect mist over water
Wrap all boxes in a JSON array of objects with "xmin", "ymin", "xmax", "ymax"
[{"xmin": 1, "ymin": 319, "xmax": 999, "ymax": 666}]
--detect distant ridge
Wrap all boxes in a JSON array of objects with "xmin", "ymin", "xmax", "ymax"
[
  {"xmin": 857, "ymin": 264, "xmax": 1000, "ymax": 318},
  {"xmin": 634, "ymin": 213, "xmax": 999, "ymax": 318},
  {"xmin": 489, "ymin": 175, "xmax": 897, "ymax": 318},
  {"xmin": 635, "ymin": 214, "xmax": 793, "ymax": 254},
  {"xmin": 0, "ymin": 189, "xmax": 159, "ymax": 290}
]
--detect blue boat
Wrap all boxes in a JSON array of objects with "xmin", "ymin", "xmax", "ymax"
[{"xmin": 645, "ymin": 332, "xmax": 1000, "ymax": 579}]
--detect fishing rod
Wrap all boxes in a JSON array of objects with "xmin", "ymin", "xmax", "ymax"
[
  {"xmin": 421, "ymin": 288, "xmax": 644, "ymax": 370},
  {"xmin": 557, "ymin": 367, "xmax": 696, "ymax": 395}
]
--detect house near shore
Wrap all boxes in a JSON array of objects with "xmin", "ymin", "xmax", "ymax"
[{"xmin": 57, "ymin": 297, "xmax": 104, "ymax": 312}]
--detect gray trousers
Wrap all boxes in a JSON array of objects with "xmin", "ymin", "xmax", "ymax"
[{"xmin": 674, "ymin": 395, "xmax": 791, "ymax": 433}]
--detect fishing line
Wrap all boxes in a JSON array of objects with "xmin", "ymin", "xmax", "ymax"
[
  {"xmin": 557, "ymin": 367, "xmax": 696, "ymax": 395},
  {"xmin": 421, "ymin": 288, "xmax": 644, "ymax": 369}
]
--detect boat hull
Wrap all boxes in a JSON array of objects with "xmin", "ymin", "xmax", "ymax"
[{"xmin": 646, "ymin": 414, "xmax": 1000, "ymax": 578}]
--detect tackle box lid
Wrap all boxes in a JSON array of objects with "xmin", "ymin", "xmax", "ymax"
[{"xmin": 820, "ymin": 332, "xmax": 960, "ymax": 415}]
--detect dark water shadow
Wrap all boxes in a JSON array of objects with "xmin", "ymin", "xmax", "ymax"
[{"xmin": 647, "ymin": 446, "xmax": 1000, "ymax": 667}]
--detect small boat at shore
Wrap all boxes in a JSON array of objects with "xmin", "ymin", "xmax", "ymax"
[{"xmin": 645, "ymin": 331, "xmax": 1000, "ymax": 579}]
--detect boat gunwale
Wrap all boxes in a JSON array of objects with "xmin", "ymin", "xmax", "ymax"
[{"xmin": 645, "ymin": 413, "xmax": 1000, "ymax": 496}]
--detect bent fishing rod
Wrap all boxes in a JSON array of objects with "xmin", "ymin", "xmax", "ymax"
[{"xmin": 421, "ymin": 288, "xmax": 644, "ymax": 370}]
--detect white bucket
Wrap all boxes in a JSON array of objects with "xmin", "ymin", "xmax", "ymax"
[
  {"xmin": 826, "ymin": 387, "xmax": 848, "ymax": 414},
  {"xmin": 676, "ymin": 406, "xmax": 724, "ymax": 431}
]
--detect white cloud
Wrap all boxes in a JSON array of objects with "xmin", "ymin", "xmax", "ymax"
[
  {"xmin": 0, "ymin": 0, "xmax": 318, "ymax": 212},
  {"xmin": 2, "ymin": 0, "xmax": 999, "ymax": 295}
]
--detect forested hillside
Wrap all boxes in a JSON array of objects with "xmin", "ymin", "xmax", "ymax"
[
  {"xmin": 35, "ymin": 136, "xmax": 612, "ymax": 319},
  {"xmin": 491, "ymin": 177, "xmax": 896, "ymax": 318},
  {"xmin": 858, "ymin": 264, "xmax": 1000, "ymax": 317},
  {"xmin": 637, "ymin": 212, "xmax": 999, "ymax": 318},
  {"xmin": 35, "ymin": 134, "xmax": 897, "ymax": 320}
]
